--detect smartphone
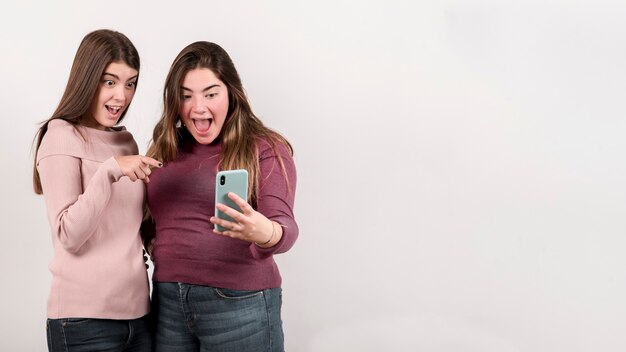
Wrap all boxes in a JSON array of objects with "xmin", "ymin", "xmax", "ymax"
[{"xmin": 214, "ymin": 169, "xmax": 249, "ymax": 232}]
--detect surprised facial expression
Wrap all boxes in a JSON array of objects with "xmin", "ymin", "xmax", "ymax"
[
  {"xmin": 179, "ymin": 68, "xmax": 229, "ymax": 144},
  {"xmin": 85, "ymin": 61, "xmax": 138, "ymax": 130}
]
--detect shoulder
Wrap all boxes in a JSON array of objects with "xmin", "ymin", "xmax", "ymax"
[
  {"xmin": 257, "ymin": 136, "xmax": 293, "ymax": 160},
  {"xmin": 37, "ymin": 120, "xmax": 86, "ymax": 162},
  {"xmin": 47, "ymin": 119, "xmax": 81, "ymax": 137}
]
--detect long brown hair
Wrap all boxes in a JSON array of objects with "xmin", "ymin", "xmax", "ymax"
[
  {"xmin": 147, "ymin": 41, "xmax": 293, "ymax": 203},
  {"xmin": 32, "ymin": 29, "xmax": 140, "ymax": 194}
]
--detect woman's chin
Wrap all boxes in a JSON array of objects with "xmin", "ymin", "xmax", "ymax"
[{"xmin": 190, "ymin": 130, "xmax": 216, "ymax": 144}]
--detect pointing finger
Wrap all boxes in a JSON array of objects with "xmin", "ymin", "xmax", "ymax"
[{"xmin": 141, "ymin": 156, "xmax": 163, "ymax": 168}]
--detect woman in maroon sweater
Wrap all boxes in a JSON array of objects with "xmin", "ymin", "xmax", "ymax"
[{"xmin": 144, "ymin": 41, "xmax": 298, "ymax": 352}]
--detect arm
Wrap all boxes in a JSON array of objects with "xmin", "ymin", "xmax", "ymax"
[
  {"xmin": 251, "ymin": 142, "xmax": 298, "ymax": 256},
  {"xmin": 211, "ymin": 141, "xmax": 299, "ymax": 257},
  {"xmin": 38, "ymin": 155, "xmax": 123, "ymax": 253}
]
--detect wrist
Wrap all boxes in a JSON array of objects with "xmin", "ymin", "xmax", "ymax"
[{"xmin": 256, "ymin": 220, "xmax": 276, "ymax": 247}]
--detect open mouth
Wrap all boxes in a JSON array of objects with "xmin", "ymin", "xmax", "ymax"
[
  {"xmin": 106, "ymin": 105, "xmax": 123, "ymax": 116},
  {"xmin": 192, "ymin": 118, "xmax": 213, "ymax": 133}
]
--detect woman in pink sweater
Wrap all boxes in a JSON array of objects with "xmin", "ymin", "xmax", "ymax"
[{"xmin": 33, "ymin": 29, "xmax": 161, "ymax": 352}]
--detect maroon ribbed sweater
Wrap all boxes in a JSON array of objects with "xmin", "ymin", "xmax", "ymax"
[{"xmin": 147, "ymin": 137, "xmax": 298, "ymax": 290}]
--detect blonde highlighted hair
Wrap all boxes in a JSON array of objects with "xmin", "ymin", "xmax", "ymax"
[{"xmin": 147, "ymin": 41, "xmax": 293, "ymax": 204}]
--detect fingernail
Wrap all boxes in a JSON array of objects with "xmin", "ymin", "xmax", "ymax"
[{"xmin": 158, "ymin": 162, "xmax": 163, "ymax": 168}]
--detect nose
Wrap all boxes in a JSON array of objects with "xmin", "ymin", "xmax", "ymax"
[
  {"xmin": 112, "ymin": 85, "xmax": 126, "ymax": 103},
  {"xmin": 190, "ymin": 96, "xmax": 207, "ymax": 115}
]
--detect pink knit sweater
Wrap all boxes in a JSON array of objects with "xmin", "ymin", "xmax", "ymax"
[{"xmin": 36, "ymin": 119, "xmax": 150, "ymax": 319}]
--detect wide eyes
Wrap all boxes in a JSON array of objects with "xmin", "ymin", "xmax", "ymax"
[{"xmin": 102, "ymin": 79, "xmax": 137, "ymax": 89}]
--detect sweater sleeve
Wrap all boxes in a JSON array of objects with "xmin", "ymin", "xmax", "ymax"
[
  {"xmin": 37, "ymin": 155, "xmax": 124, "ymax": 253},
  {"xmin": 249, "ymin": 141, "xmax": 299, "ymax": 258}
]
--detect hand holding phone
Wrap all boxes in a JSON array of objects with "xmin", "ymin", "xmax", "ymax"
[{"xmin": 214, "ymin": 169, "xmax": 248, "ymax": 232}]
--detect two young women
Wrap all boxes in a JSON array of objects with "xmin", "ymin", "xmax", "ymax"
[{"xmin": 34, "ymin": 30, "xmax": 297, "ymax": 352}]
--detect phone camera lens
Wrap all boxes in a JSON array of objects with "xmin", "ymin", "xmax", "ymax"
[{"xmin": 220, "ymin": 175, "xmax": 226, "ymax": 185}]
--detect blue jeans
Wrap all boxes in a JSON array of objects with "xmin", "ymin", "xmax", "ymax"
[
  {"xmin": 152, "ymin": 282, "xmax": 284, "ymax": 352},
  {"xmin": 46, "ymin": 315, "xmax": 152, "ymax": 352}
]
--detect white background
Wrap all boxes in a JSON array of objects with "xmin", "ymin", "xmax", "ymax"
[{"xmin": 2, "ymin": 0, "xmax": 626, "ymax": 351}]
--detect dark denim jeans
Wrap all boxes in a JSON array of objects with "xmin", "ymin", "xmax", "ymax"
[
  {"xmin": 46, "ymin": 314, "xmax": 152, "ymax": 352},
  {"xmin": 152, "ymin": 282, "xmax": 284, "ymax": 352}
]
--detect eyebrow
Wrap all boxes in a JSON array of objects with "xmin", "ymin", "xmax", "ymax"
[
  {"xmin": 181, "ymin": 84, "xmax": 220, "ymax": 92},
  {"xmin": 102, "ymin": 72, "xmax": 138, "ymax": 81}
]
